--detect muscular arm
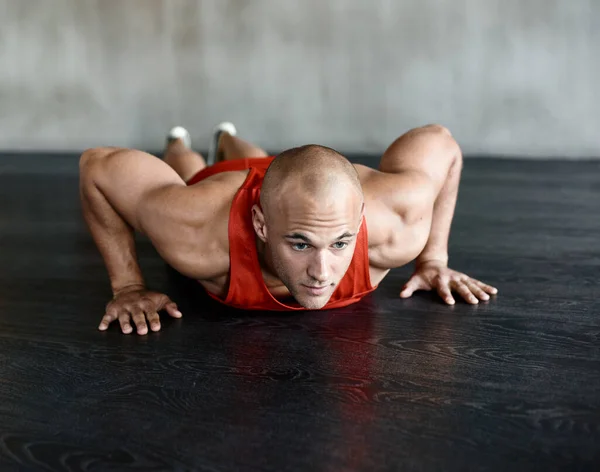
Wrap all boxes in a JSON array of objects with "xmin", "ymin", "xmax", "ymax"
[
  {"xmin": 375, "ymin": 125, "xmax": 497, "ymax": 304},
  {"xmin": 80, "ymin": 147, "xmax": 233, "ymax": 334},
  {"xmin": 378, "ymin": 124, "xmax": 462, "ymax": 265},
  {"xmin": 80, "ymin": 146, "xmax": 231, "ymax": 283},
  {"xmin": 79, "ymin": 147, "xmax": 186, "ymax": 295}
]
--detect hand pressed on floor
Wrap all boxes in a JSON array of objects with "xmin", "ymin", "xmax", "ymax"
[
  {"xmin": 99, "ymin": 287, "xmax": 182, "ymax": 335},
  {"xmin": 399, "ymin": 260, "xmax": 498, "ymax": 305}
]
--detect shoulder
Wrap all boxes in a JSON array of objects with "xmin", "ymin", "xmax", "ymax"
[{"xmin": 355, "ymin": 164, "xmax": 434, "ymax": 270}]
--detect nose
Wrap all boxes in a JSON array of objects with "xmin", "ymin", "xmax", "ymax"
[{"xmin": 307, "ymin": 251, "xmax": 330, "ymax": 284}]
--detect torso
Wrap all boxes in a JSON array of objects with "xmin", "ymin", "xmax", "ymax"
[{"xmin": 168, "ymin": 164, "xmax": 432, "ymax": 299}]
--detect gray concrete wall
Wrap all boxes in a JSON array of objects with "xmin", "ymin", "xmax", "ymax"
[{"xmin": 0, "ymin": 0, "xmax": 598, "ymax": 157}]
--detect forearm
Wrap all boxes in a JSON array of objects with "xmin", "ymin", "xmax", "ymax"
[
  {"xmin": 80, "ymin": 156, "xmax": 145, "ymax": 295},
  {"xmin": 416, "ymin": 153, "xmax": 462, "ymax": 266}
]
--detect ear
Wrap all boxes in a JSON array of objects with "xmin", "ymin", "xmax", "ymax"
[{"xmin": 251, "ymin": 204, "xmax": 268, "ymax": 242}]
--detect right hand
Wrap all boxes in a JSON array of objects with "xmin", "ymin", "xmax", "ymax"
[{"xmin": 99, "ymin": 286, "xmax": 182, "ymax": 335}]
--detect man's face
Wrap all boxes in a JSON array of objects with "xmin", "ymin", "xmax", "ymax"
[{"xmin": 257, "ymin": 188, "xmax": 363, "ymax": 309}]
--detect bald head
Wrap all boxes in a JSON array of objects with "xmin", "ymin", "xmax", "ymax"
[
  {"xmin": 260, "ymin": 145, "xmax": 363, "ymax": 217},
  {"xmin": 253, "ymin": 145, "xmax": 364, "ymax": 309}
]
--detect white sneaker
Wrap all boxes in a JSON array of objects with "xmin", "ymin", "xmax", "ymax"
[
  {"xmin": 166, "ymin": 126, "xmax": 192, "ymax": 149},
  {"xmin": 207, "ymin": 122, "xmax": 237, "ymax": 165}
]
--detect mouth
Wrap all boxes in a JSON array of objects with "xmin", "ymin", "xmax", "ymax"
[{"xmin": 302, "ymin": 285, "xmax": 330, "ymax": 296}]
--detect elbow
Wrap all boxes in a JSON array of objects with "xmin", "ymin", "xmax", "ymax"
[
  {"xmin": 422, "ymin": 123, "xmax": 452, "ymax": 138},
  {"xmin": 423, "ymin": 124, "xmax": 461, "ymax": 158},
  {"xmin": 79, "ymin": 148, "xmax": 104, "ymax": 191},
  {"xmin": 79, "ymin": 147, "xmax": 102, "ymax": 173},
  {"xmin": 79, "ymin": 147, "xmax": 122, "ymax": 175},
  {"xmin": 424, "ymin": 126, "xmax": 463, "ymax": 175},
  {"xmin": 79, "ymin": 147, "xmax": 126, "ymax": 194}
]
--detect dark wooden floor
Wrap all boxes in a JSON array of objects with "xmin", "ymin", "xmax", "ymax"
[{"xmin": 0, "ymin": 153, "xmax": 599, "ymax": 471}]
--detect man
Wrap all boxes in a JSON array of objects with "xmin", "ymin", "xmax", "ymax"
[{"xmin": 79, "ymin": 122, "xmax": 498, "ymax": 335}]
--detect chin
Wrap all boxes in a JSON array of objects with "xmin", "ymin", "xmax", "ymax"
[
  {"xmin": 285, "ymin": 279, "xmax": 337, "ymax": 310},
  {"xmin": 297, "ymin": 297, "xmax": 329, "ymax": 310},
  {"xmin": 292, "ymin": 286, "xmax": 334, "ymax": 310}
]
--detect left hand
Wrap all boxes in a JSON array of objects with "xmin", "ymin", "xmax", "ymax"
[{"xmin": 399, "ymin": 260, "xmax": 498, "ymax": 305}]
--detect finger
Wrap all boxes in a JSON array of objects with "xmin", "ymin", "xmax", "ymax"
[
  {"xmin": 118, "ymin": 312, "xmax": 134, "ymax": 334},
  {"xmin": 399, "ymin": 284, "xmax": 415, "ymax": 298},
  {"xmin": 99, "ymin": 307, "xmax": 118, "ymax": 331},
  {"xmin": 138, "ymin": 299, "xmax": 163, "ymax": 332},
  {"xmin": 130, "ymin": 307, "xmax": 148, "ymax": 335},
  {"xmin": 474, "ymin": 280, "xmax": 498, "ymax": 295},
  {"xmin": 436, "ymin": 284, "xmax": 455, "ymax": 305},
  {"xmin": 467, "ymin": 281, "xmax": 490, "ymax": 301},
  {"xmin": 146, "ymin": 311, "xmax": 161, "ymax": 332},
  {"xmin": 164, "ymin": 301, "xmax": 182, "ymax": 318},
  {"xmin": 399, "ymin": 277, "xmax": 426, "ymax": 298},
  {"xmin": 454, "ymin": 281, "xmax": 479, "ymax": 305}
]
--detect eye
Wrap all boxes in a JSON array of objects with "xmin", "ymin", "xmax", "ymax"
[
  {"xmin": 332, "ymin": 241, "xmax": 348, "ymax": 249},
  {"xmin": 292, "ymin": 243, "xmax": 309, "ymax": 251}
]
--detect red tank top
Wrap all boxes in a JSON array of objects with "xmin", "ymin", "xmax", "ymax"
[{"xmin": 189, "ymin": 158, "xmax": 376, "ymax": 311}]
